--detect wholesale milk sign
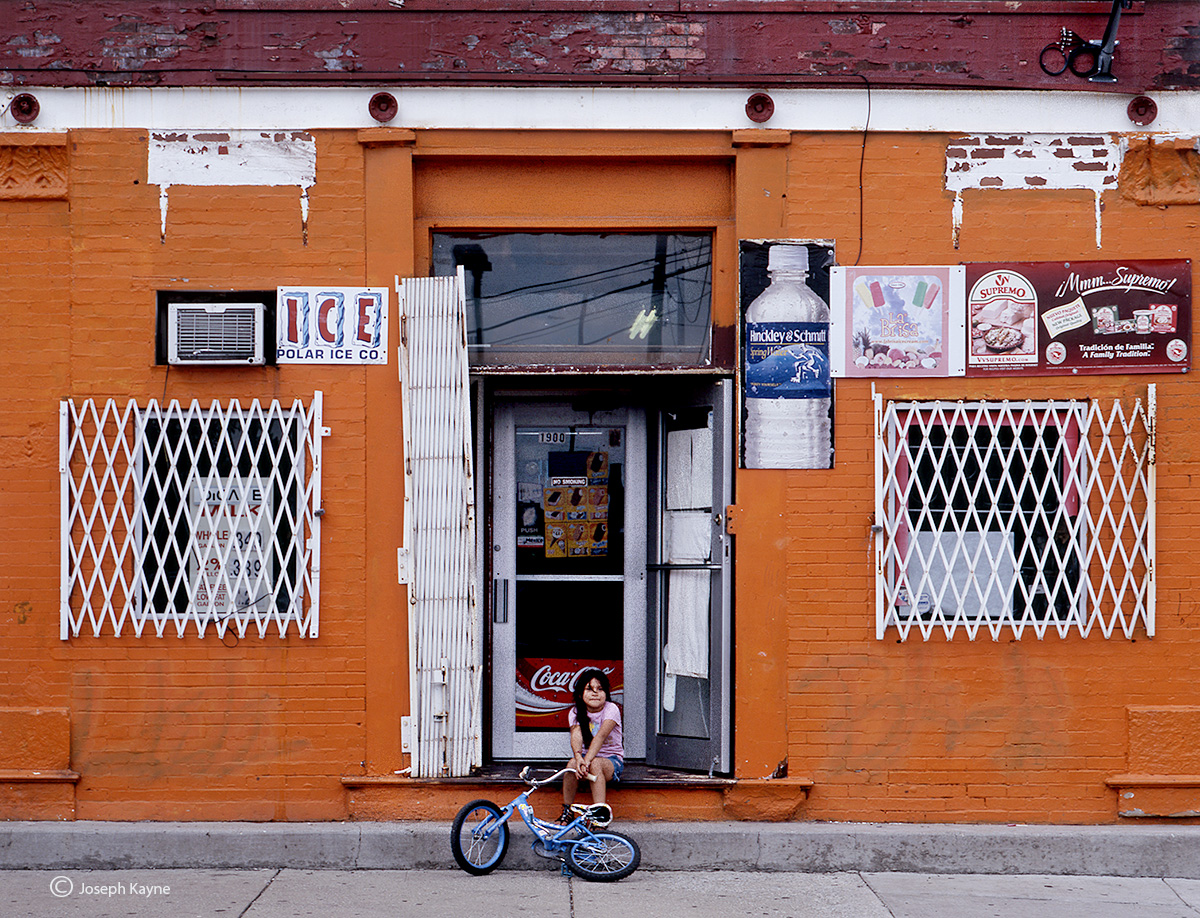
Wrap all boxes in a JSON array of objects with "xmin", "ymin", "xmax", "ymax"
[{"xmin": 277, "ymin": 286, "xmax": 388, "ymax": 364}]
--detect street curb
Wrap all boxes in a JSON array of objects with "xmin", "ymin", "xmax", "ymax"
[{"xmin": 2, "ymin": 822, "xmax": 1200, "ymax": 876}]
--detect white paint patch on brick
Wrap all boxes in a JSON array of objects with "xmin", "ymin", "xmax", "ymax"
[
  {"xmin": 147, "ymin": 130, "xmax": 316, "ymax": 242},
  {"xmin": 148, "ymin": 130, "xmax": 316, "ymax": 187},
  {"xmin": 945, "ymin": 134, "xmax": 1121, "ymax": 250}
]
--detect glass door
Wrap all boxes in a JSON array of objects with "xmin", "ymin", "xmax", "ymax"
[
  {"xmin": 491, "ymin": 401, "xmax": 646, "ymax": 760},
  {"xmin": 647, "ymin": 380, "xmax": 733, "ymax": 773}
]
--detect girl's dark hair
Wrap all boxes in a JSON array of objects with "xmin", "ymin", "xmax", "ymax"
[{"xmin": 572, "ymin": 668, "xmax": 611, "ymax": 747}]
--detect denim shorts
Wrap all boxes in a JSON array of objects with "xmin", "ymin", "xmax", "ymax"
[{"xmin": 600, "ymin": 755, "xmax": 624, "ymax": 782}]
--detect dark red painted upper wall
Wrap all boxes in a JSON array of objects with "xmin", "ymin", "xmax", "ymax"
[{"xmin": 1, "ymin": 1, "xmax": 1196, "ymax": 92}]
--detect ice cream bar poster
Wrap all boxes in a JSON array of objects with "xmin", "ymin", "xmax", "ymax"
[
  {"xmin": 965, "ymin": 260, "xmax": 1191, "ymax": 376},
  {"xmin": 830, "ymin": 266, "xmax": 966, "ymax": 377}
]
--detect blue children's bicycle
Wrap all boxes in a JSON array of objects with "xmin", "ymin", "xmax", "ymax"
[{"xmin": 450, "ymin": 765, "xmax": 641, "ymax": 881}]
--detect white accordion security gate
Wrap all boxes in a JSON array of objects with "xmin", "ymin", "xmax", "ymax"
[
  {"xmin": 875, "ymin": 388, "xmax": 1155, "ymax": 641},
  {"xmin": 397, "ymin": 270, "xmax": 482, "ymax": 778},
  {"xmin": 60, "ymin": 393, "xmax": 325, "ymax": 639}
]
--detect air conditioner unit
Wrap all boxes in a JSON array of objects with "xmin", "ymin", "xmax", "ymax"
[{"xmin": 168, "ymin": 302, "xmax": 266, "ymax": 365}]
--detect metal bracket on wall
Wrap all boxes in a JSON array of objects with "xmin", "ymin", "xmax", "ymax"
[
  {"xmin": 492, "ymin": 579, "xmax": 509, "ymax": 624},
  {"xmin": 724, "ymin": 505, "xmax": 742, "ymax": 535},
  {"xmin": 1039, "ymin": 0, "xmax": 1132, "ymax": 83},
  {"xmin": 401, "ymin": 715, "xmax": 413, "ymax": 753}
]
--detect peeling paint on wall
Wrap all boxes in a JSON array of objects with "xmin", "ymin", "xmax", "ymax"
[
  {"xmin": 147, "ymin": 130, "xmax": 316, "ymax": 242},
  {"xmin": 945, "ymin": 134, "xmax": 1121, "ymax": 250},
  {"xmin": 4, "ymin": 4, "xmax": 1198, "ymax": 91}
]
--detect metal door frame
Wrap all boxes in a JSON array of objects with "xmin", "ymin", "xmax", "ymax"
[
  {"xmin": 645, "ymin": 379, "xmax": 733, "ymax": 774},
  {"xmin": 488, "ymin": 398, "xmax": 647, "ymax": 761}
]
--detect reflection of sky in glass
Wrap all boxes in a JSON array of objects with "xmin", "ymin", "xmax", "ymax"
[{"xmin": 432, "ymin": 233, "xmax": 712, "ymax": 363}]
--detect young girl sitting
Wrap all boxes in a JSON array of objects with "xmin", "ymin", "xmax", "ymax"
[{"xmin": 561, "ymin": 667, "xmax": 624, "ymax": 822}]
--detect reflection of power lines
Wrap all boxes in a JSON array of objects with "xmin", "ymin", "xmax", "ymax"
[
  {"xmin": 437, "ymin": 234, "xmax": 714, "ymax": 350},
  {"xmin": 452, "ymin": 243, "xmax": 492, "ymax": 347},
  {"xmin": 493, "ymin": 289, "xmax": 662, "ymax": 347},
  {"xmin": 670, "ymin": 239, "xmax": 710, "ymax": 324},
  {"xmin": 485, "ymin": 248, "xmax": 697, "ymax": 301},
  {"xmin": 480, "ymin": 259, "xmax": 711, "ymax": 344}
]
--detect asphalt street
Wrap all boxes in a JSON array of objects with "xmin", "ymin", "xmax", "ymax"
[{"xmin": 5, "ymin": 868, "xmax": 1200, "ymax": 918}]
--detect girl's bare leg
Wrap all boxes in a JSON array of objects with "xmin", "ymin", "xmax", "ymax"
[
  {"xmin": 587, "ymin": 757, "xmax": 616, "ymax": 805},
  {"xmin": 562, "ymin": 762, "xmax": 579, "ymax": 806}
]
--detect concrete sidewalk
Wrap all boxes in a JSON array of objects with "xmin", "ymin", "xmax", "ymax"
[
  {"xmin": 4, "ymin": 868, "xmax": 1200, "ymax": 918},
  {"xmin": 2, "ymin": 821, "xmax": 1200, "ymax": 877}
]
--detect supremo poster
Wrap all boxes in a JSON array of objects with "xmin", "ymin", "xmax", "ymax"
[
  {"xmin": 830, "ymin": 266, "xmax": 966, "ymax": 377},
  {"xmin": 965, "ymin": 261, "xmax": 1191, "ymax": 376}
]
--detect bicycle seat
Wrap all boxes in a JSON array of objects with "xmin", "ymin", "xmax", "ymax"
[{"xmin": 570, "ymin": 803, "xmax": 613, "ymax": 827}]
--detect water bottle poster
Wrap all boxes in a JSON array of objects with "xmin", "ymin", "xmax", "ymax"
[
  {"xmin": 829, "ymin": 266, "xmax": 966, "ymax": 377},
  {"xmin": 739, "ymin": 239, "xmax": 836, "ymax": 470}
]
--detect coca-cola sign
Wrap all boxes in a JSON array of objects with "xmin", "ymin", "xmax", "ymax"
[{"xmin": 515, "ymin": 657, "xmax": 624, "ymax": 730}]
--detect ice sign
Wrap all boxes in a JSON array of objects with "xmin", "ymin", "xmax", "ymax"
[{"xmin": 277, "ymin": 286, "xmax": 388, "ymax": 364}]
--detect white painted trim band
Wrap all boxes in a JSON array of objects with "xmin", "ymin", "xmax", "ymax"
[{"xmin": 2, "ymin": 86, "xmax": 1198, "ymax": 135}]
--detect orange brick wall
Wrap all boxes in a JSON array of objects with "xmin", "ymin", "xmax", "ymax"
[
  {"xmin": 1, "ymin": 126, "xmax": 1197, "ymax": 822},
  {"xmin": 760, "ymin": 131, "xmax": 1199, "ymax": 823},
  {"xmin": 2, "ymin": 129, "xmax": 378, "ymax": 820}
]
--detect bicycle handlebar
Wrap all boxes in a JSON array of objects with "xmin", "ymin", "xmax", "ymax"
[{"xmin": 519, "ymin": 765, "xmax": 597, "ymax": 786}]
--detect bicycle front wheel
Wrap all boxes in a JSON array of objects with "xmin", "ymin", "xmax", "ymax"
[
  {"xmin": 566, "ymin": 830, "xmax": 640, "ymax": 881},
  {"xmin": 450, "ymin": 800, "xmax": 509, "ymax": 875}
]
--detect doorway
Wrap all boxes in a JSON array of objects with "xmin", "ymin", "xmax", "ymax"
[
  {"xmin": 646, "ymin": 380, "xmax": 733, "ymax": 773},
  {"xmin": 486, "ymin": 381, "xmax": 732, "ymax": 773},
  {"xmin": 490, "ymin": 400, "xmax": 647, "ymax": 760}
]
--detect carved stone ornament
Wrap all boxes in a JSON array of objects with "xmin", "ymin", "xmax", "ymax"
[{"xmin": 0, "ymin": 137, "xmax": 68, "ymax": 200}]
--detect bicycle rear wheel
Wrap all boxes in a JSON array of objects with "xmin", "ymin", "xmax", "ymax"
[
  {"xmin": 566, "ymin": 830, "xmax": 640, "ymax": 881},
  {"xmin": 450, "ymin": 800, "xmax": 509, "ymax": 875}
]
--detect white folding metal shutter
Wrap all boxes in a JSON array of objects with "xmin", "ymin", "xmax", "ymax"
[{"xmin": 397, "ymin": 269, "xmax": 481, "ymax": 777}]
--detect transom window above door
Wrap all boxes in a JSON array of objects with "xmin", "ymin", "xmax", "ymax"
[{"xmin": 431, "ymin": 232, "xmax": 713, "ymax": 368}]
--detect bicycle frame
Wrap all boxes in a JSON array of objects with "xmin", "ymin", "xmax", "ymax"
[{"xmin": 483, "ymin": 767, "xmax": 605, "ymax": 858}]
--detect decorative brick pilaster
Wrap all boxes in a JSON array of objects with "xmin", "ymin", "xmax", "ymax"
[{"xmin": 1118, "ymin": 136, "xmax": 1200, "ymax": 205}]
